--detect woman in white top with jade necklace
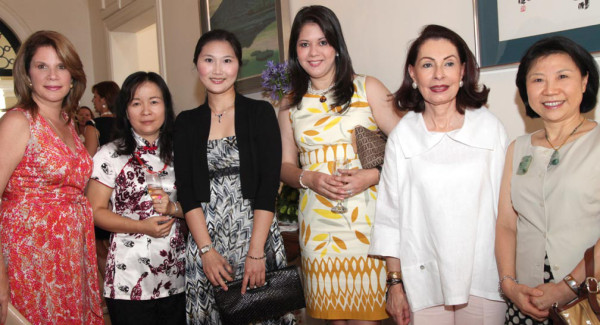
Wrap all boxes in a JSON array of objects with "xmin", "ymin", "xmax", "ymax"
[
  {"xmin": 496, "ymin": 36, "xmax": 600, "ymax": 325},
  {"xmin": 369, "ymin": 25, "xmax": 508, "ymax": 325}
]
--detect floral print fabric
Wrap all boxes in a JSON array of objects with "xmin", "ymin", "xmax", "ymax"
[
  {"xmin": 91, "ymin": 132, "xmax": 185, "ymax": 300},
  {"xmin": 0, "ymin": 108, "xmax": 103, "ymax": 324}
]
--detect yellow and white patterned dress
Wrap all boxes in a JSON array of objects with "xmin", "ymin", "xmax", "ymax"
[{"xmin": 289, "ymin": 75, "xmax": 387, "ymax": 320}]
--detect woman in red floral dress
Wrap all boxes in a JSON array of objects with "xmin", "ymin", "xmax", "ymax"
[{"xmin": 0, "ymin": 31, "xmax": 103, "ymax": 324}]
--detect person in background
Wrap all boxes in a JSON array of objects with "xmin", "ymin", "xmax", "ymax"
[
  {"xmin": 76, "ymin": 105, "xmax": 94, "ymax": 143},
  {"xmin": 84, "ymin": 80, "xmax": 119, "ymax": 155},
  {"xmin": 87, "ymin": 71, "xmax": 186, "ymax": 324},
  {"xmin": 279, "ymin": 5, "xmax": 400, "ymax": 324},
  {"xmin": 84, "ymin": 80, "xmax": 120, "ymax": 311},
  {"xmin": 0, "ymin": 30, "xmax": 103, "ymax": 324},
  {"xmin": 174, "ymin": 29, "xmax": 294, "ymax": 324},
  {"xmin": 496, "ymin": 36, "xmax": 600, "ymax": 325},
  {"xmin": 369, "ymin": 25, "xmax": 508, "ymax": 325}
]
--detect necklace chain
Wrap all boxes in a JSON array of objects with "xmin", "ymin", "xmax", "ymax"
[
  {"xmin": 307, "ymin": 80, "xmax": 334, "ymax": 96},
  {"xmin": 134, "ymin": 152, "xmax": 168, "ymax": 175},
  {"xmin": 544, "ymin": 118, "xmax": 585, "ymax": 151},
  {"xmin": 210, "ymin": 107, "xmax": 233, "ymax": 123}
]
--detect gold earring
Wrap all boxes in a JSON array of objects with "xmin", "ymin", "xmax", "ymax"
[{"xmin": 70, "ymin": 83, "xmax": 73, "ymax": 89}]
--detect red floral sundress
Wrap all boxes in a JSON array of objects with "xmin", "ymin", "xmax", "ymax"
[{"xmin": 0, "ymin": 108, "xmax": 103, "ymax": 324}]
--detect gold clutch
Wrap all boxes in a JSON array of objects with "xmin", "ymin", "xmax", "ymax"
[{"xmin": 550, "ymin": 246, "xmax": 600, "ymax": 325}]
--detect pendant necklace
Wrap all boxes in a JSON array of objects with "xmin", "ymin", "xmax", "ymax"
[
  {"xmin": 134, "ymin": 152, "xmax": 167, "ymax": 175},
  {"xmin": 544, "ymin": 118, "xmax": 585, "ymax": 166},
  {"xmin": 307, "ymin": 80, "xmax": 335, "ymax": 103},
  {"xmin": 211, "ymin": 107, "xmax": 232, "ymax": 123}
]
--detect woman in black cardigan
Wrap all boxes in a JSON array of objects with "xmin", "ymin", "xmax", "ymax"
[{"xmin": 174, "ymin": 29, "xmax": 294, "ymax": 324}]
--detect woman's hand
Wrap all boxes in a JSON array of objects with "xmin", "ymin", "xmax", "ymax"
[
  {"xmin": 150, "ymin": 188, "xmax": 170, "ymax": 215},
  {"xmin": 201, "ymin": 250, "xmax": 233, "ymax": 290},
  {"xmin": 503, "ymin": 280, "xmax": 548, "ymax": 320},
  {"xmin": 241, "ymin": 256, "xmax": 266, "ymax": 294},
  {"xmin": 386, "ymin": 284, "xmax": 411, "ymax": 325},
  {"xmin": 304, "ymin": 171, "xmax": 346, "ymax": 201},
  {"xmin": 0, "ymin": 268, "xmax": 9, "ymax": 325},
  {"xmin": 336, "ymin": 168, "xmax": 379, "ymax": 198},
  {"xmin": 139, "ymin": 216, "xmax": 175, "ymax": 238},
  {"xmin": 531, "ymin": 282, "xmax": 577, "ymax": 311}
]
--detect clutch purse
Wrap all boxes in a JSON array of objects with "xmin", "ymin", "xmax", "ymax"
[
  {"xmin": 550, "ymin": 246, "xmax": 600, "ymax": 325},
  {"xmin": 213, "ymin": 265, "xmax": 305, "ymax": 325},
  {"xmin": 353, "ymin": 125, "xmax": 387, "ymax": 169}
]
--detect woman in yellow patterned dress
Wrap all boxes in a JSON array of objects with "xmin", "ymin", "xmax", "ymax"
[{"xmin": 279, "ymin": 6, "xmax": 401, "ymax": 324}]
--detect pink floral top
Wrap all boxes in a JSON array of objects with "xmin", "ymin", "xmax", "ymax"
[{"xmin": 92, "ymin": 132, "xmax": 185, "ymax": 300}]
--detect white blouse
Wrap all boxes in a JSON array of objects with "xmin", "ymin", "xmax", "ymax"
[
  {"xmin": 369, "ymin": 108, "xmax": 508, "ymax": 311},
  {"xmin": 92, "ymin": 132, "xmax": 186, "ymax": 300}
]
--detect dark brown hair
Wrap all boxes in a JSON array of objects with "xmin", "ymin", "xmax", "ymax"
[
  {"xmin": 92, "ymin": 81, "xmax": 120, "ymax": 114},
  {"xmin": 395, "ymin": 24, "xmax": 488, "ymax": 114},
  {"xmin": 12, "ymin": 30, "xmax": 86, "ymax": 121},
  {"xmin": 287, "ymin": 5, "xmax": 355, "ymax": 110}
]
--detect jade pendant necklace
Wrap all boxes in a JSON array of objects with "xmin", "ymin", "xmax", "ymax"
[{"xmin": 544, "ymin": 118, "xmax": 585, "ymax": 166}]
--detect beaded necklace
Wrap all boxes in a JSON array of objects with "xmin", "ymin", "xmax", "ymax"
[{"xmin": 134, "ymin": 152, "xmax": 167, "ymax": 175}]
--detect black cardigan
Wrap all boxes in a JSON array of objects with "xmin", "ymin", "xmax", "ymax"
[{"xmin": 174, "ymin": 93, "xmax": 282, "ymax": 214}]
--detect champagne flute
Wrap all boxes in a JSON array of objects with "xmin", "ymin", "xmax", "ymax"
[
  {"xmin": 330, "ymin": 159, "xmax": 348, "ymax": 214},
  {"xmin": 145, "ymin": 173, "xmax": 163, "ymax": 216}
]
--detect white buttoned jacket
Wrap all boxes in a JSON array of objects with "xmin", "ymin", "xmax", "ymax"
[{"xmin": 369, "ymin": 108, "xmax": 508, "ymax": 311}]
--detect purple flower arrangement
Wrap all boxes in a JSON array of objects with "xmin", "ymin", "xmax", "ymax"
[{"xmin": 261, "ymin": 60, "xmax": 291, "ymax": 104}]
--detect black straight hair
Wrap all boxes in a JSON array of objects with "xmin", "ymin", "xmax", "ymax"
[
  {"xmin": 516, "ymin": 36, "xmax": 599, "ymax": 118},
  {"xmin": 113, "ymin": 71, "xmax": 175, "ymax": 165}
]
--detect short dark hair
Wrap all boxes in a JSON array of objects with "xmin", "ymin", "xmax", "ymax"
[
  {"xmin": 12, "ymin": 30, "xmax": 86, "ymax": 121},
  {"xmin": 395, "ymin": 24, "xmax": 489, "ymax": 114},
  {"xmin": 193, "ymin": 29, "xmax": 242, "ymax": 67},
  {"xmin": 92, "ymin": 81, "xmax": 120, "ymax": 113},
  {"xmin": 516, "ymin": 36, "xmax": 599, "ymax": 118},
  {"xmin": 287, "ymin": 5, "xmax": 355, "ymax": 110},
  {"xmin": 113, "ymin": 72, "xmax": 175, "ymax": 165}
]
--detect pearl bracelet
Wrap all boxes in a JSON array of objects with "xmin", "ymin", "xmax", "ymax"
[{"xmin": 298, "ymin": 170, "xmax": 309, "ymax": 189}]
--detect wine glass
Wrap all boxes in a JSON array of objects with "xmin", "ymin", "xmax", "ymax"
[
  {"xmin": 330, "ymin": 159, "xmax": 348, "ymax": 214},
  {"xmin": 145, "ymin": 173, "xmax": 163, "ymax": 216}
]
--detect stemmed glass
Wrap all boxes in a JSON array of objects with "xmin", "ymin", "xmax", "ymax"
[
  {"xmin": 145, "ymin": 173, "xmax": 163, "ymax": 216},
  {"xmin": 331, "ymin": 159, "xmax": 348, "ymax": 214}
]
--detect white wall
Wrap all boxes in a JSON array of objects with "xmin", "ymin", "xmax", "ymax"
[{"xmin": 284, "ymin": 0, "xmax": 600, "ymax": 141}]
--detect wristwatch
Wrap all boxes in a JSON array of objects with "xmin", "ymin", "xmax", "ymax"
[
  {"xmin": 563, "ymin": 274, "xmax": 579, "ymax": 295},
  {"xmin": 199, "ymin": 244, "xmax": 213, "ymax": 256}
]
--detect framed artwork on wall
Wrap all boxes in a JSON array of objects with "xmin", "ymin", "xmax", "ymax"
[
  {"xmin": 199, "ymin": 0, "xmax": 285, "ymax": 93},
  {"xmin": 474, "ymin": 0, "xmax": 600, "ymax": 68}
]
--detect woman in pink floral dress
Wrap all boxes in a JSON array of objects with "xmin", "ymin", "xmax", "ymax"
[
  {"xmin": 0, "ymin": 31, "xmax": 103, "ymax": 324},
  {"xmin": 87, "ymin": 72, "xmax": 186, "ymax": 324}
]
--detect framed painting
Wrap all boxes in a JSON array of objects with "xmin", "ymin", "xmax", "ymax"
[
  {"xmin": 199, "ymin": 0, "xmax": 285, "ymax": 93},
  {"xmin": 474, "ymin": 0, "xmax": 600, "ymax": 68}
]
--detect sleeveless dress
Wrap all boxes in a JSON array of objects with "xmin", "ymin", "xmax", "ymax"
[
  {"xmin": 185, "ymin": 136, "xmax": 295, "ymax": 325},
  {"xmin": 0, "ymin": 108, "xmax": 103, "ymax": 324},
  {"xmin": 507, "ymin": 124, "xmax": 600, "ymax": 325},
  {"xmin": 288, "ymin": 75, "xmax": 387, "ymax": 320}
]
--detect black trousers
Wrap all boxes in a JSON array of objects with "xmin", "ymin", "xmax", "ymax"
[{"xmin": 106, "ymin": 292, "xmax": 186, "ymax": 325}]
